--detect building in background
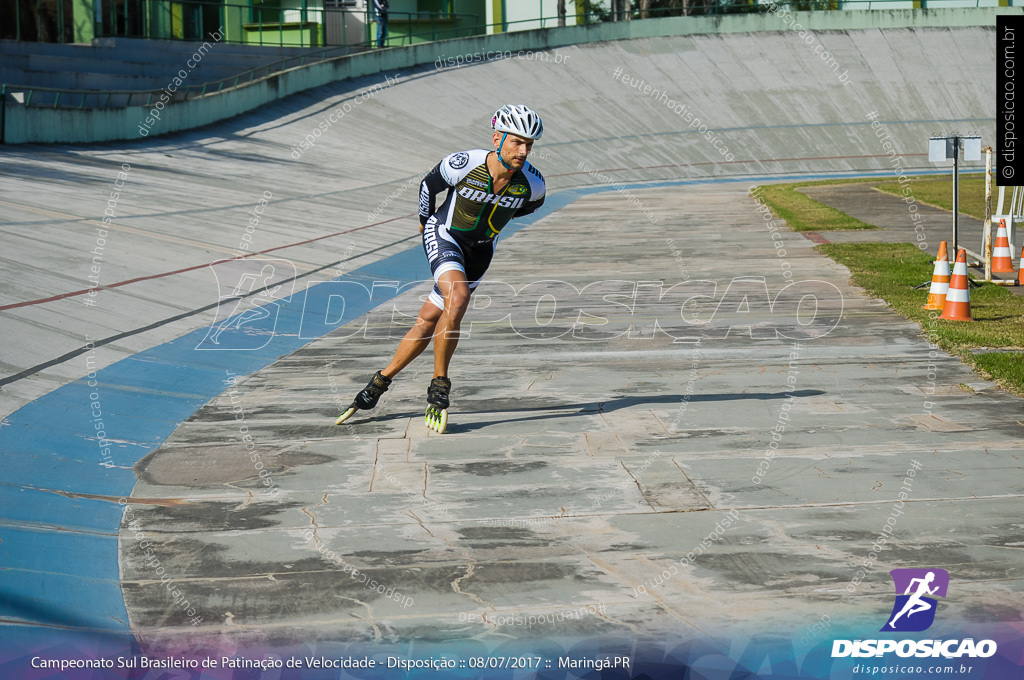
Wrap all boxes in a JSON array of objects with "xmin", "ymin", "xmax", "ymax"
[
  {"xmin": 1, "ymin": 0, "xmax": 490, "ymax": 47},
  {"xmin": 5, "ymin": 0, "xmax": 1014, "ymax": 47},
  {"xmin": 485, "ymin": 0, "xmax": 588, "ymax": 32},
  {"xmin": 371, "ymin": 0, "xmax": 487, "ymax": 46}
]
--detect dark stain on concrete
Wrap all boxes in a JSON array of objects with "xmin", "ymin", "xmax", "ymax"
[
  {"xmin": 431, "ymin": 461, "xmax": 548, "ymax": 477},
  {"xmin": 122, "ymin": 539, "xmax": 460, "ymax": 617},
  {"xmin": 466, "ymin": 561, "xmax": 582, "ymax": 586},
  {"xmin": 604, "ymin": 543, "xmax": 648, "ymax": 552},
  {"xmin": 121, "ymin": 499, "xmax": 305, "ymax": 532},
  {"xmin": 457, "ymin": 526, "xmax": 540, "ymax": 540},
  {"xmin": 959, "ymin": 604, "xmax": 1024, "ymax": 623},
  {"xmin": 121, "ymin": 539, "xmax": 609, "ymax": 645},
  {"xmin": 694, "ymin": 551, "xmax": 851, "ymax": 589},
  {"xmin": 135, "ymin": 446, "xmax": 332, "ymax": 487},
  {"xmin": 345, "ymin": 549, "xmax": 430, "ymax": 563}
]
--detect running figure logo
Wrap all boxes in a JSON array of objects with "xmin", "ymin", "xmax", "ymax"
[{"xmin": 881, "ymin": 568, "xmax": 949, "ymax": 632}]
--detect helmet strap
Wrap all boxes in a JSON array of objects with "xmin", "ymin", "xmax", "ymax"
[{"xmin": 495, "ymin": 132, "xmax": 514, "ymax": 172}]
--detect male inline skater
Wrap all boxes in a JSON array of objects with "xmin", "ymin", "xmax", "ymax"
[{"xmin": 335, "ymin": 105, "xmax": 547, "ymax": 433}]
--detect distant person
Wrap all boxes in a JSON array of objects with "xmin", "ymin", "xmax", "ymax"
[
  {"xmin": 374, "ymin": 0, "xmax": 389, "ymax": 48},
  {"xmin": 335, "ymin": 105, "xmax": 547, "ymax": 433}
]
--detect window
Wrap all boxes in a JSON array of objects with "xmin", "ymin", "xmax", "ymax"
[{"xmin": 417, "ymin": 0, "xmax": 454, "ymax": 16}]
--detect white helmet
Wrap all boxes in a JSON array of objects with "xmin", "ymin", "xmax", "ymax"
[{"xmin": 491, "ymin": 104, "xmax": 544, "ymax": 140}]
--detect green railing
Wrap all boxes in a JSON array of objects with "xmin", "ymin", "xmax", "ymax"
[
  {"xmin": 2, "ymin": 0, "xmax": 490, "ymax": 46},
  {"xmin": 95, "ymin": 3, "xmax": 487, "ymax": 48},
  {"xmin": 1, "ymin": 43, "xmax": 360, "ymax": 109}
]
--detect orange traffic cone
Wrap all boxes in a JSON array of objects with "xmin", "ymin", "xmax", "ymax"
[
  {"xmin": 923, "ymin": 241, "xmax": 950, "ymax": 310},
  {"xmin": 1018, "ymin": 245, "xmax": 1024, "ymax": 286},
  {"xmin": 939, "ymin": 248, "xmax": 974, "ymax": 321},
  {"xmin": 992, "ymin": 220, "xmax": 1015, "ymax": 273}
]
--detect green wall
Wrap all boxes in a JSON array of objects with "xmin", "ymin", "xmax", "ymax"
[{"xmin": 71, "ymin": 0, "xmax": 96, "ymax": 42}]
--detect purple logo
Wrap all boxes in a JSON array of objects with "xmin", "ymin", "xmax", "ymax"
[{"xmin": 881, "ymin": 568, "xmax": 949, "ymax": 632}]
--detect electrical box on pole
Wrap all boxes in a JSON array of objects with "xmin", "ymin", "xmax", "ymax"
[{"xmin": 929, "ymin": 135, "xmax": 982, "ymax": 251}]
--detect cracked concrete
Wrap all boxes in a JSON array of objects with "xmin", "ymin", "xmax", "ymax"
[{"xmin": 118, "ymin": 185, "xmax": 1024, "ymax": 652}]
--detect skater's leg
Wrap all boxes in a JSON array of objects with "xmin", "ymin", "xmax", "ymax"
[
  {"xmin": 335, "ymin": 302, "xmax": 443, "ymax": 425},
  {"xmin": 432, "ymin": 270, "xmax": 471, "ymax": 378},
  {"xmin": 380, "ymin": 299, "xmax": 443, "ymax": 378}
]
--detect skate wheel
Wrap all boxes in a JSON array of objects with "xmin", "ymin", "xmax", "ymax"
[
  {"xmin": 425, "ymin": 406, "xmax": 448, "ymax": 434},
  {"xmin": 334, "ymin": 406, "xmax": 358, "ymax": 425}
]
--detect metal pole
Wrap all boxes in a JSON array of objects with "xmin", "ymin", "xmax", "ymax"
[
  {"xmin": 953, "ymin": 136, "xmax": 959, "ymax": 252},
  {"xmin": 984, "ymin": 146, "xmax": 993, "ymax": 282}
]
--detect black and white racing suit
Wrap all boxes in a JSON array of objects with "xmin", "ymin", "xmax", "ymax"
[{"xmin": 419, "ymin": 148, "xmax": 546, "ymax": 309}]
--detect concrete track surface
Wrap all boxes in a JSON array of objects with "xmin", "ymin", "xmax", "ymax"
[{"xmin": 1, "ymin": 17, "xmax": 1022, "ymax": 679}]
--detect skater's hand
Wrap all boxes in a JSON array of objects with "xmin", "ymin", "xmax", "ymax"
[{"xmin": 419, "ymin": 223, "xmax": 425, "ymax": 234}]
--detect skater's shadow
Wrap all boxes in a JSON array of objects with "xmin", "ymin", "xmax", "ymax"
[
  {"xmin": 454, "ymin": 389, "xmax": 827, "ymax": 432},
  {"xmin": 359, "ymin": 389, "xmax": 825, "ymax": 432}
]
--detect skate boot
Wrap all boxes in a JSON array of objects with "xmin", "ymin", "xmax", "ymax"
[
  {"xmin": 424, "ymin": 376, "xmax": 451, "ymax": 433},
  {"xmin": 335, "ymin": 370, "xmax": 391, "ymax": 425}
]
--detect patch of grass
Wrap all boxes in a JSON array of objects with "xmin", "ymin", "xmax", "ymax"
[
  {"xmin": 755, "ymin": 175, "xmax": 1023, "ymax": 393},
  {"xmin": 971, "ymin": 352, "xmax": 1024, "ymax": 393},
  {"xmin": 816, "ymin": 242, "xmax": 1024, "ymax": 394},
  {"xmin": 752, "ymin": 181, "xmax": 878, "ymax": 232},
  {"xmin": 875, "ymin": 173, "xmax": 992, "ymax": 221}
]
